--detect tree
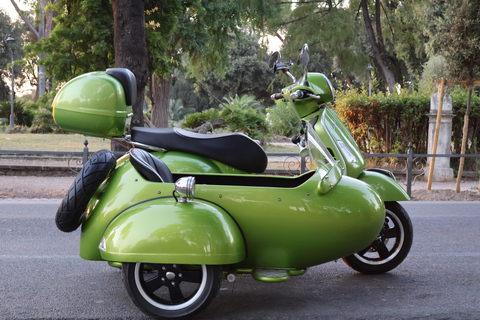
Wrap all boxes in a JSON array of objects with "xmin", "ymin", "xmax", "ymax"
[
  {"xmin": 110, "ymin": 0, "xmax": 147, "ymax": 129},
  {"xmin": 10, "ymin": 0, "xmax": 50, "ymax": 98},
  {"xmin": 264, "ymin": 0, "xmax": 368, "ymax": 86},
  {"xmin": 434, "ymin": 0, "xmax": 480, "ymax": 192},
  {"xmin": 145, "ymin": 0, "xmax": 273, "ymax": 127},
  {"xmin": 264, "ymin": 0, "xmax": 430, "ymax": 92},
  {"xmin": 25, "ymin": 0, "xmax": 115, "ymax": 84},
  {"xmin": 0, "ymin": 8, "xmax": 25, "ymax": 102}
]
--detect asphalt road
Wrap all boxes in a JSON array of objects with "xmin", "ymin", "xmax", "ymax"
[{"xmin": 1, "ymin": 200, "xmax": 480, "ymax": 319}]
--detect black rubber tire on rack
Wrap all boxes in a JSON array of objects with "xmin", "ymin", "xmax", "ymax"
[
  {"xmin": 342, "ymin": 201, "xmax": 413, "ymax": 274},
  {"xmin": 55, "ymin": 149, "xmax": 117, "ymax": 232}
]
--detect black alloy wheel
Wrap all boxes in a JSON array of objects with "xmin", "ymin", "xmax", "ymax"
[
  {"xmin": 342, "ymin": 201, "xmax": 413, "ymax": 274},
  {"xmin": 122, "ymin": 263, "xmax": 221, "ymax": 319}
]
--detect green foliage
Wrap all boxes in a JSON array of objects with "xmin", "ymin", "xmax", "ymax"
[
  {"xmin": 335, "ymin": 87, "xmax": 430, "ymax": 154},
  {"xmin": 171, "ymin": 31, "xmax": 278, "ymax": 112},
  {"xmin": 434, "ymin": 0, "xmax": 480, "ymax": 82},
  {"xmin": 28, "ymin": 92, "xmax": 61, "ymax": 133},
  {"xmin": 181, "ymin": 94, "xmax": 268, "ymax": 141},
  {"xmin": 182, "ymin": 108, "xmax": 221, "ymax": 129},
  {"xmin": 145, "ymin": 0, "xmax": 271, "ymax": 79},
  {"xmin": 24, "ymin": 0, "xmax": 114, "ymax": 84},
  {"xmin": 0, "ymin": 8, "xmax": 26, "ymax": 101},
  {"xmin": 0, "ymin": 100, "xmax": 33, "ymax": 127},
  {"xmin": 450, "ymin": 87, "xmax": 480, "ymax": 156},
  {"xmin": 336, "ymin": 85, "xmax": 480, "ymax": 160},
  {"xmin": 221, "ymin": 95, "xmax": 268, "ymax": 141},
  {"xmin": 266, "ymin": 100, "xmax": 301, "ymax": 137},
  {"xmin": 169, "ymin": 99, "xmax": 195, "ymax": 122},
  {"xmin": 419, "ymin": 55, "xmax": 447, "ymax": 93}
]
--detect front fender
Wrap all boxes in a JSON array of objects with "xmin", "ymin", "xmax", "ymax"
[
  {"xmin": 99, "ymin": 198, "xmax": 245, "ymax": 265},
  {"xmin": 357, "ymin": 170, "xmax": 410, "ymax": 201}
]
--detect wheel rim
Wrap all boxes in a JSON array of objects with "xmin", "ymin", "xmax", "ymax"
[
  {"xmin": 353, "ymin": 208, "xmax": 405, "ymax": 265},
  {"xmin": 134, "ymin": 263, "xmax": 208, "ymax": 311}
]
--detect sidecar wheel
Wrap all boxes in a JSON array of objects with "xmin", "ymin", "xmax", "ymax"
[
  {"xmin": 122, "ymin": 263, "xmax": 221, "ymax": 319},
  {"xmin": 342, "ymin": 201, "xmax": 413, "ymax": 274}
]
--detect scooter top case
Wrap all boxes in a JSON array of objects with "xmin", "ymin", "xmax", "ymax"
[{"xmin": 52, "ymin": 68, "xmax": 135, "ymax": 138}]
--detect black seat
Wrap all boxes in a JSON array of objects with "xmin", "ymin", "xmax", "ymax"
[
  {"xmin": 130, "ymin": 148, "xmax": 173, "ymax": 183},
  {"xmin": 131, "ymin": 127, "xmax": 268, "ymax": 174},
  {"xmin": 106, "ymin": 68, "xmax": 137, "ymax": 106}
]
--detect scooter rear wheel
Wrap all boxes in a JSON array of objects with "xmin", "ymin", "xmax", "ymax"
[
  {"xmin": 122, "ymin": 263, "xmax": 221, "ymax": 319},
  {"xmin": 342, "ymin": 201, "xmax": 413, "ymax": 274}
]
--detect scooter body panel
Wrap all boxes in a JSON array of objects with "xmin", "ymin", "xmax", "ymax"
[
  {"xmin": 99, "ymin": 198, "xmax": 245, "ymax": 265},
  {"xmin": 80, "ymin": 152, "xmax": 233, "ymax": 260},
  {"xmin": 314, "ymin": 107, "xmax": 366, "ymax": 177},
  {"xmin": 357, "ymin": 170, "xmax": 410, "ymax": 201},
  {"xmin": 194, "ymin": 175, "xmax": 385, "ymax": 269},
  {"xmin": 80, "ymin": 155, "xmax": 385, "ymax": 269}
]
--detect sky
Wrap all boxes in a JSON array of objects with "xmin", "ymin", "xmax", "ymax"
[{"xmin": 0, "ymin": 1, "xmax": 29, "ymax": 21}]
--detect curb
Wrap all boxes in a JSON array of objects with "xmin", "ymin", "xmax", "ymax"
[{"xmin": 0, "ymin": 164, "xmax": 78, "ymax": 177}]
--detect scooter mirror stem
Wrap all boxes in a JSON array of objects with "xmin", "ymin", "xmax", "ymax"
[{"xmin": 285, "ymin": 71, "xmax": 296, "ymax": 83}]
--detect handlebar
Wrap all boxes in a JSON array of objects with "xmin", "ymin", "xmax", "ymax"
[
  {"xmin": 290, "ymin": 90, "xmax": 304, "ymax": 100},
  {"xmin": 270, "ymin": 92, "xmax": 284, "ymax": 100},
  {"xmin": 272, "ymin": 90, "xmax": 322, "ymax": 101},
  {"xmin": 291, "ymin": 90, "xmax": 321, "ymax": 100}
]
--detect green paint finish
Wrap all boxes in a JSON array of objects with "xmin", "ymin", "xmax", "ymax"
[
  {"xmin": 193, "ymin": 175, "xmax": 385, "ymax": 269},
  {"xmin": 316, "ymin": 108, "xmax": 366, "ymax": 177},
  {"xmin": 80, "ymin": 154, "xmax": 385, "ymax": 269},
  {"xmin": 152, "ymin": 151, "xmax": 246, "ymax": 174},
  {"xmin": 357, "ymin": 170, "xmax": 410, "ymax": 201},
  {"xmin": 282, "ymin": 73, "xmax": 335, "ymax": 118},
  {"xmin": 80, "ymin": 151, "xmax": 243, "ymax": 260},
  {"xmin": 100, "ymin": 199, "xmax": 245, "ymax": 265},
  {"xmin": 52, "ymin": 72, "xmax": 128, "ymax": 137}
]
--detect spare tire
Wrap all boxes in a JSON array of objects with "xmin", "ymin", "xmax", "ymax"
[{"xmin": 55, "ymin": 149, "xmax": 117, "ymax": 232}]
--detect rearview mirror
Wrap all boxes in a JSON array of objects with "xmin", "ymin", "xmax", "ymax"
[
  {"xmin": 298, "ymin": 44, "xmax": 309, "ymax": 66},
  {"xmin": 269, "ymin": 51, "xmax": 282, "ymax": 71}
]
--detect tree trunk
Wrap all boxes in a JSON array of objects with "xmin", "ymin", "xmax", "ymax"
[
  {"xmin": 150, "ymin": 74, "xmax": 170, "ymax": 128},
  {"xmin": 360, "ymin": 0, "xmax": 396, "ymax": 94},
  {"xmin": 111, "ymin": 0, "xmax": 148, "ymax": 129},
  {"xmin": 111, "ymin": 0, "xmax": 148, "ymax": 153}
]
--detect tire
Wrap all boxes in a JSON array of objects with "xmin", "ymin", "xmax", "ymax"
[
  {"xmin": 55, "ymin": 149, "xmax": 116, "ymax": 232},
  {"xmin": 122, "ymin": 263, "xmax": 222, "ymax": 319},
  {"xmin": 342, "ymin": 201, "xmax": 413, "ymax": 274}
]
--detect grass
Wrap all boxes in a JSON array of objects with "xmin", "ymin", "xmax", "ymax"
[
  {"xmin": 0, "ymin": 133, "xmax": 300, "ymax": 155},
  {"xmin": 0, "ymin": 133, "xmax": 111, "ymax": 152}
]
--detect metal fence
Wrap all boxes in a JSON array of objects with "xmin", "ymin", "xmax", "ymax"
[{"xmin": 1, "ymin": 141, "xmax": 479, "ymax": 197}]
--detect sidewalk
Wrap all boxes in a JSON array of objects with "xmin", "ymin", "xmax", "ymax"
[{"xmin": 0, "ymin": 175, "xmax": 479, "ymax": 200}]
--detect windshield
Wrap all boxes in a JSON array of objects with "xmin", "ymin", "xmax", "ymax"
[{"xmin": 306, "ymin": 122, "xmax": 336, "ymax": 179}]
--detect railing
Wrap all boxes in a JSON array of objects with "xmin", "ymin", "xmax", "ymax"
[{"xmin": 1, "ymin": 141, "xmax": 479, "ymax": 197}]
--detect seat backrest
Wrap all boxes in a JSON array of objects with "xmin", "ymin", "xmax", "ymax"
[
  {"xmin": 106, "ymin": 68, "xmax": 137, "ymax": 106},
  {"xmin": 129, "ymin": 148, "xmax": 173, "ymax": 183}
]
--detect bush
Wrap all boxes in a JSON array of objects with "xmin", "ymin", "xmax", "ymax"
[
  {"xmin": 266, "ymin": 100, "xmax": 301, "ymax": 137},
  {"xmin": 181, "ymin": 94, "xmax": 268, "ymax": 142},
  {"xmin": 335, "ymin": 85, "xmax": 480, "ymax": 172},
  {"xmin": 0, "ymin": 100, "xmax": 33, "ymax": 127},
  {"xmin": 29, "ymin": 91, "xmax": 61, "ymax": 133},
  {"xmin": 335, "ymin": 87, "xmax": 430, "ymax": 154}
]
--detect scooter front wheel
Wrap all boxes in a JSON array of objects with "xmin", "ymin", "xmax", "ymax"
[
  {"xmin": 342, "ymin": 201, "xmax": 413, "ymax": 274},
  {"xmin": 122, "ymin": 263, "xmax": 221, "ymax": 319}
]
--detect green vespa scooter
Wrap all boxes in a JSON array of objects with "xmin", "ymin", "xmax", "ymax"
[
  {"xmin": 269, "ymin": 44, "xmax": 412, "ymax": 275},
  {"xmin": 52, "ymin": 46, "xmax": 410, "ymax": 319}
]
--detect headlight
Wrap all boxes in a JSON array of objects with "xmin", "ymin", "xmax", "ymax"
[{"xmin": 174, "ymin": 176, "xmax": 195, "ymax": 202}]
